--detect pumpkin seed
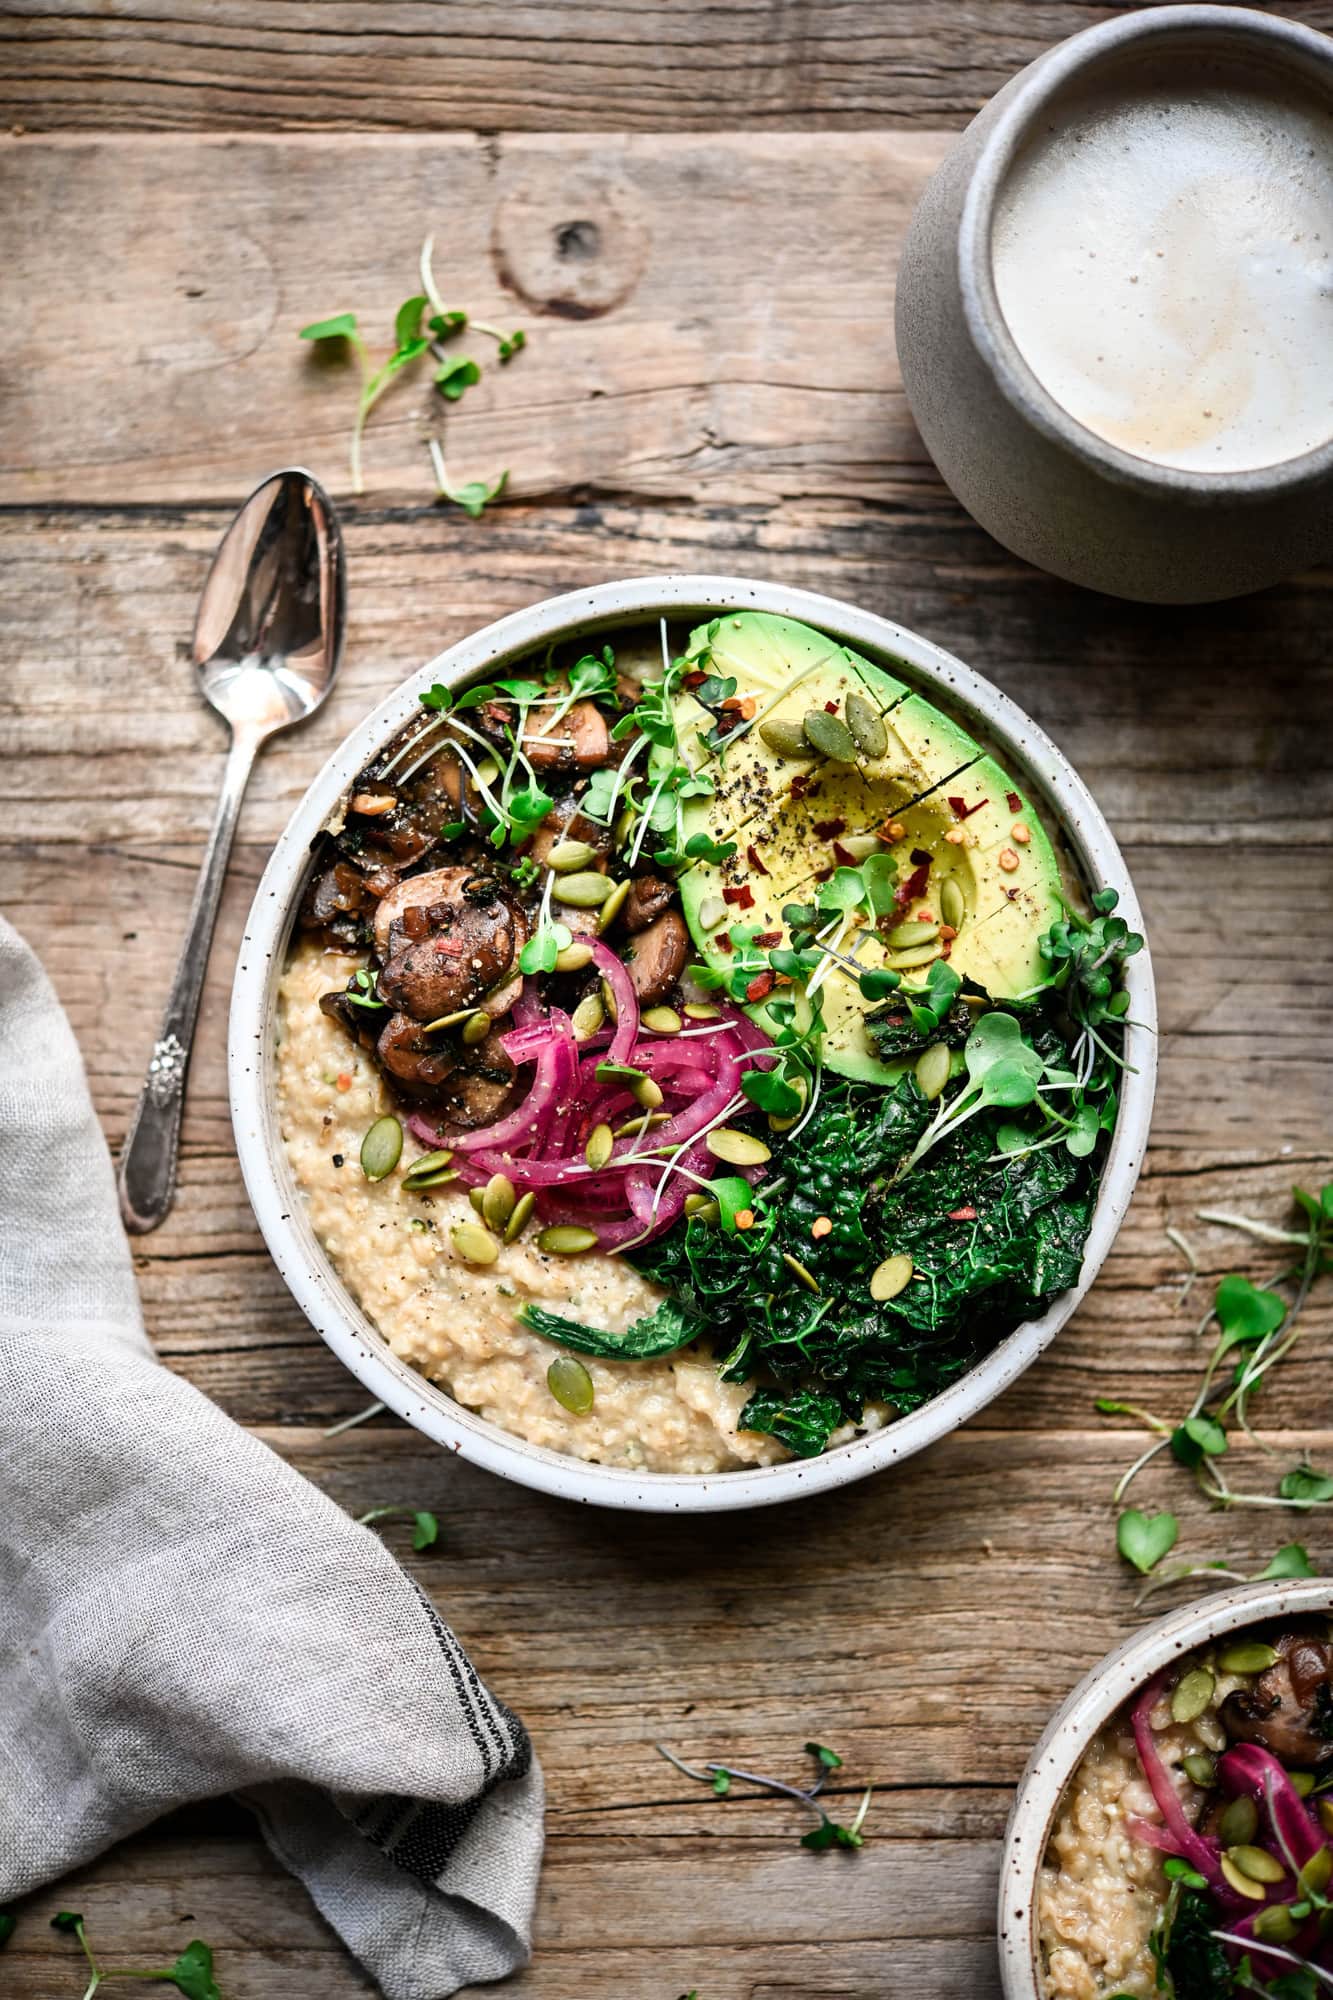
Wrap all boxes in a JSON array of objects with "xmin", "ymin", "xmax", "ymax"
[
  {"xmin": 1182, "ymin": 1752, "xmax": 1217, "ymax": 1788},
  {"xmin": 698, "ymin": 895, "xmax": 728, "ymax": 931},
  {"xmin": 1219, "ymin": 1796, "xmax": 1259, "ymax": 1847},
  {"xmin": 845, "ymin": 689, "xmax": 888, "ymax": 759},
  {"xmin": 870, "ymin": 1253, "xmax": 913, "ymax": 1302},
  {"xmin": 461, "ymin": 1009, "xmax": 491, "ymax": 1046},
  {"xmin": 547, "ymin": 1355, "xmax": 594, "ymax": 1415},
  {"xmin": 613, "ymin": 806, "xmax": 636, "ymax": 848},
  {"xmin": 1218, "ymin": 1639, "xmax": 1279, "ymax": 1674},
  {"xmin": 705, "ymin": 1126, "xmax": 772, "ymax": 1166},
  {"xmin": 837, "ymin": 832, "xmax": 884, "ymax": 862},
  {"xmin": 683, "ymin": 1192, "xmax": 714, "ymax": 1217},
  {"xmin": 537, "ymin": 1224, "xmax": 599, "ymax": 1255},
  {"xmin": 1300, "ymin": 1846, "xmax": 1333, "ymax": 1897},
  {"xmin": 642, "ymin": 1005, "xmax": 682, "ymax": 1034},
  {"xmin": 1170, "ymin": 1667, "xmax": 1215, "ymax": 1724},
  {"xmin": 612, "ymin": 1110, "xmax": 670, "ymax": 1138},
  {"xmin": 504, "ymin": 1191, "xmax": 536, "ymax": 1243},
  {"xmin": 546, "ymin": 838, "xmax": 598, "ymax": 873},
  {"xmin": 451, "ymin": 1221, "xmax": 499, "ymax": 1265},
  {"xmin": 1253, "ymin": 1905, "xmax": 1299, "ymax": 1947},
  {"xmin": 802, "ymin": 708, "xmax": 857, "ymax": 762},
  {"xmin": 887, "ymin": 920, "xmax": 941, "ymax": 948},
  {"xmin": 632, "ymin": 1074, "xmax": 664, "ymax": 1110},
  {"xmin": 553, "ymin": 938, "xmax": 595, "ymax": 973},
  {"xmin": 585, "ymin": 1122, "xmax": 614, "ymax": 1170},
  {"xmin": 781, "ymin": 1251, "xmax": 821, "ymax": 1294},
  {"xmin": 402, "ymin": 1147, "xmax": 455, "ymax": 1189},
  {"xmin": 1290, "ymin": 1771, "xmax": 1316, "ymax": 1798},
  {"xmin": 1228, "ymin": 1845, "xmax": 1286, "ymax": 1885},
  {"xmin": 1321, "ymin": 1799, "xmax": 1333, "ymax": 1837},
  {"xmin": 683, "ymin": 1003, "xmax": 721, "ymax": 1021},
  {"xmin": 469, "ymin": 1186, "xmax": 486, "ymax": 1215},
  {"xmin": 886, "ymin": 941, "xmax": 944, "ymax": 971},
  {"xmin": 554, "ymin": 870, "xmax": 613, "ymax": 908},
  {"xmin": 1219, "ymin": 1854, "xmax": 1268, "ymax": 1901},
  {"xmin": 360, "ymin": 1115, "xmax": 403, "ymax": 1182},
  {"xmin": 690, "ymin": 1198, "xmax": 721, "ymax": 1224},
  {"xmin": 915, "ymin": 1043, "xmax": 952, "ymax": 1103},
  {"xmin": 940, "ymin": 877, "xmax": 966, "ymax": 931},
  {"xmin": 597, "ymin": 879, "xmax": 632, "ymax": 932},
  {"xmin": 600, "ymin": 977, "xmax": 618, "ymax": 1022},
  {"xmin": 481, "ymin": 1172, "xmax": 516, "ymax": 1231},
  {"xmin": 571, "ymin": 991, "xmax": 605, "ymax": 1040},
  {"xmin": 758, "ymin": 717, "xmax": 815, "ymax": 759},
  {"xmin": 474, "ymin": 757, "xmax": 500, "ymax": 786},
  {"xmin": 421, "ymin": 1007, "xmax": 475, "ymax": 1033}
]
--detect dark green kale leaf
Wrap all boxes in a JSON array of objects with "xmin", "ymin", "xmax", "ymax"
[
  {"xmin": 518, "ymin": 1297, "xmax": 707, "ymax": 1360},
  {"xmin": 1162, "ymin": 1887, "xmax": 1238, "ymax": 1999},
  {"xmin": 737, "ymin": 1387, "xmax": 846, "ymax": 1457}
]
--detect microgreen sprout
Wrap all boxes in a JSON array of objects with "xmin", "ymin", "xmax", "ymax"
[
  {"xmin": 655, "ymin": 1739, "xmax": 870, "ymax": 1853},
  {"xmin": 357, "ymin": 1506, "xmax": 442, "ymax": 1552},
  {"xmin": 48, "ymin": 1913, "xmax": 221, "ymax": 1999},
  {"xmin": 1037, "ymin": 887, "xmax": 1145, "ymax": 1078},
  {"xmin": 300, "ymin": 299, "xmax": 430, "ymax": 494}
]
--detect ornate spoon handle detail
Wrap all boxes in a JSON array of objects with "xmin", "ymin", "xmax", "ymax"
[{"xmin": 117, "ymin": 730, "xmax": 260, "ymax": 1234}]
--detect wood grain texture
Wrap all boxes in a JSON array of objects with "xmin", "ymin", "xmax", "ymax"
[
  {"xmin": 5, "ymin": 0, "xmax": 1333, "ymax": 134},
  {"xmin": 2, "ymin": 86, "xmax": 1332, "ymax": 2000}
]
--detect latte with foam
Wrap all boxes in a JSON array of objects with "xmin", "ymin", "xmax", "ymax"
[{"xmin": 992, "ymin": 76, "xmax": 1333, "ymax": 473}]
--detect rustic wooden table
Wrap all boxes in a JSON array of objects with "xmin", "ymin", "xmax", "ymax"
[{"xmin": 4, "ymin": 5, "xmax": 1332, "ymax": 1995}]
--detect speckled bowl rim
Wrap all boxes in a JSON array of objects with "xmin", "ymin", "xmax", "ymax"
[
  {"xmin": 959, "ymin": 4, "xmax": 1333, "ymax": 501},
  {"xmin": 229, "ymin": 573, "xmax": 1156, "ymax": 1514},
  {"xmin": 998, "ymin": 1576, "xmax": 1333, "ymax": 1998}
]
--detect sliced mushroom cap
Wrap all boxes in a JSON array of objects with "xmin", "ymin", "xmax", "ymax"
[
  {"xmin": 622, "ymin": 909, "xmax": 689, "ymax": 1005},
  {"xmin": 318, "ymin": 988, "xmax": 379, "ymax": 1051},
  {"xmin": 373, "ymin": 866, "xmax": 474, "ymax": 961},
  {"xmin": 375, "ymin": 1013, "xmax": 458, "ymax": 1097},
  {"xmin": 426, "ymin": 1027, "xmax": 519, "ymax": 1135},
  {"xmin": 521, "ymin": 697, "xmax": 612, "ymax": 772},
  {"xmin": 621, "ymin": 873, "xmax": 674, "ymax": 934},
  {"xmin": 377, "ymin": 875, "xmax": 520, "ymax": 1023},
  {"xmin": 1220, "ymin": 1619, "xmax": 1333, "ymax": 1767},
  {"xmin": 302, "ymin": 861, "xmax": 367, "ymax": 929}
]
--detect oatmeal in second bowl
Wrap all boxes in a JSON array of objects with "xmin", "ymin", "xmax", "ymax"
[
  {"xmin": 232, "ymin": 575, "xmax": 1155, "ymax": 1511},
  {"xmin": 999, "ymin": 1578, "xmax": 1333, "ymax": 2000}
]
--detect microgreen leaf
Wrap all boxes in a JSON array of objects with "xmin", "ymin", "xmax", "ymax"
[
  {"xmin": 441, "ymin": 471, "xmax": 508, "ymax": 519},
  {"xmin": 435, "ymin": 356, "xmax": 482, "ymax": 402},
  {"xmin": 1257, "ymin": 1542, "xmax": 1314, "ymax": 1581},
  {"xmin": 740, "ymin": 1069, "xmax": 804, "ymax": 1118},
  {"xmin": 712, "ymin": 1768, "xmax": 731, "ymax": 1795},
  {"xmin": 1279, "ymin": 1466, "xmax": 1333, "ymax": 1506},
  {"xmin": 1214, "ymin": 1273, "xmax": 1286, "ymax": 1352},
  {"xmin": 163, "ymin": 1940, "xmax": 223, "ymax": 2000},
  {"xmin": 1117, "ymin": 1509, "xmax": 1179, "ymax": 1574},
  {"xmin": 858, "ymin": 968, "xmax": 901, "ymax": 1001},
  {"xmin": 300, "ymin": 311, "xmax": 361, "ymax": 342},
  {"xmin": 806, "ymin": 1742, "xmax": 843, "ymax": 1771},
  {"xmin": 394, "ymin": 294, "xmax": 428, "ymax": 348},
  {"xmin": 1170, "ymin": 1413, "xmax": 1228, "ymax": 1468},
  {"xmin": 0, "ymin": 1912, "xmax": 13, "ymax": 1948},
  {"xmin": 51, "ymin": 1913, "xmax": 84, "ymax": 1933}
]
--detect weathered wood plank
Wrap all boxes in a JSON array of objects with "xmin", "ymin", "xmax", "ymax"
[{"xmin": 5, "ymin": 1, "xmax": 1333, "ymax": 134}]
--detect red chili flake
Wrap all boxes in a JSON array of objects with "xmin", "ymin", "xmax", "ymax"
[
  {"xmin": 718, "ymin": 934, "xmax": 733, "ymax": 952},
  {"xmin": 789, "ymin": 774, "xmax": 809, "ymax": 800},
  {"xmin": 813, "ymin": 866, "xmax": 834, "ymax": 882},
  {"xmin": 824, "ymin": 700, "xmax": 840, "ymax": 714},
  {"xmin": 910, "ymin": 847, "xmax": 933, "ymax": 868},
  {"xmin": 1004, "ymin": 886, "xmax": 1020, "ymax": 902},
  {"xmin": 682, "ymin": 669, "xmax": 708, "ymax": 690},
  {"xmin": 745, "ymin": 971, "xmax": 776, "ymax": 1002},
  {"xmin": 434, "ymin": 935, "xmax": 466, "ymax": 956},
  {"xmin": 948, "ymin": 1205, "xmax": 978, "ymax": 1222},
  {"xmin": 754, "ymin": 930, "xmax": 782, "ymax": 947},
  {"xmin": 895, "ymin": 861, "xmax": 931, "ymax": 908},
  {"xmin": 880, "ymin": 1013, "xmax": 905, "ymax": 1026},
  {"xmin": 723, "ymin": 883, "xmax": 755, "ymax": 910},
  {"xmin": 813, "ymin": 818, "xmax": 846, "ymax": 840},
  {"xmin": 746, "ymin": 843, "xmax": 770, "ymax": 876},
  {"xmin": 831, "ymin": 841, "xmax": 856, "ymax": 867},
  {"xmin": 1006, "ymin": 790, "xmax": 1022, "ymax": 813},
  {"xmin": 948, "ymin": 795, "xmax": 991, "ymax": 821}
]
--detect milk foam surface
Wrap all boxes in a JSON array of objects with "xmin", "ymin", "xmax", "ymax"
[{"xmin": 992, "ymin": 79, "xmax": 1333, "ymax": 472}]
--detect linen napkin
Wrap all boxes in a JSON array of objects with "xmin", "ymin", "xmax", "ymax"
[{"xmin": 0, "ymin": 915, "xmax": 543, "ymax": 1999}]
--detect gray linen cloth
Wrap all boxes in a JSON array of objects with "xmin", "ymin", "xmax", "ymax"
[{"xmin": 0, "ymin": 916, "xmax": 543, "ymax": 1998}]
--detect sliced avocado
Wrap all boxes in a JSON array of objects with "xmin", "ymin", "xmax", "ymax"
[{"xmin": 673, "ymin": 612, "xmax": 1063, "ymax": 1081}]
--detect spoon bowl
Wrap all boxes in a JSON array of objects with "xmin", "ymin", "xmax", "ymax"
[{"xmin": 117, "ymin": 468, "xmax": 345, "ymax": 1235}]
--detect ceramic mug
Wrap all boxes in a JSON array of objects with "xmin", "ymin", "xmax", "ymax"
[{"xmin": 895, "ymin": 5, "xmax": 1333, "ymax": 604}]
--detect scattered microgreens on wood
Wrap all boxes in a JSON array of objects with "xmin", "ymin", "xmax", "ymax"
[
  {"xmin": 299, "ymin": 235, "xmax": 524, "ymax": 506},
  {"xmin": 357, "ymin": 1506, "xmax": 442, "ymax": 1552},
  {"xmin": 49, "ymin": 1913, "xmax": 221, "ymax": 2000},
  {"xmin": 655, "ymin": 1740, "xmax": 871, "ymax": 1852},
  {"xmin": 1101, "ymin": 1184, "xmax": 1332, "ymax": 1597},
  {"xmin": 322, "ymin": 1398, "xmax": 387, "ymax": 1437}
]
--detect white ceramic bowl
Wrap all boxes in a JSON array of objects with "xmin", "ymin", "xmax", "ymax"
[
  {"xmin": 998, "ymin": 1576, "xmax": 1333, "ymax": 1997},
  {"xmin": 229, "ymin": 574, "xmax": 1156, "ymax": 1512}
]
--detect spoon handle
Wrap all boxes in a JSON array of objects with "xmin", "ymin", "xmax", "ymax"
[{"xmin": 118, "ymin": 729, "xmax": 260, "ymax": 1234}]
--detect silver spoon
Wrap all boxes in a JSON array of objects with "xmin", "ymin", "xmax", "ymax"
[{"xmin": 118, "ymin": 468, "xmax": 345, "ymax": 1234}]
